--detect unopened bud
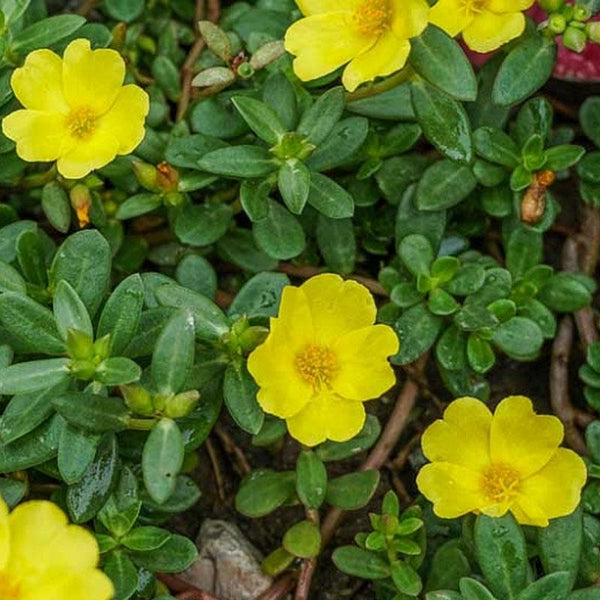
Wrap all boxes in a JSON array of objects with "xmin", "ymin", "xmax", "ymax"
[
  {"xmin": 236, "ymin": 61, "xmax": 255, "ymax": 79},
  {"xmin": 93, "ymin": 334, "xmax": 111, "ymax": 361},
  {"xmin": 66, "ymin": 328, "xmax": 94, "ymax": 360},
  {"xmin": 70, "ymin": 358, "xmax": 96, "ymax": 381},
  {"xmin": 132, "ymin": 160, "xmax": 162, "ymax": 193},
  {"xmin": 156, "ymin": 162, "xmax": 179, "ymax": 192},
  {"xmin": 587, "ymin": 21, "xmax": 600, "ymax": 43},
  {"xmin": 163, "ymin": 191, "xmax": 185, "ymax": 207},
  {"xmin": 239, "ymin": 326, "xmax": 269, "ymax": 353},
  {"xmin": 574, "ymin": 4, "xmax": 592, "ymax": 21},
  {"xmin": 121, "ymin": 385, "xmax": 154, "ymax": 416},
  {"xmin": 164, "ymin": 390, "xmax": 200, "ymax": 418},
  {"xmin": 538, "ymin": 0, "xmax": 565, "ymax": 11},
  {"xmin": 548, "ymin": 13, "xmax": 567, "ymax": 34},
  {"xmin": 69, "ymin": 184, "xmax": 92, "ymax": 228},
  {"xmin": 563, "ymin": 25, "xmax": 588, "ymax": 52},
  {"xmin": 111, "ymin": 22, "xmax": 127, "ymax": 49}
]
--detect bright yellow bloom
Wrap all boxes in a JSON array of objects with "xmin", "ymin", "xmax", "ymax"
[
  {"xmin": 0, "ymin": 498, "xmax": 114, "ymax": 600},
  {"xmin": 417, "ymin": 396, "xmax": 587, "ymax": 527},
  {"xmin": 2, "ymin": 39, "xmax": 149, "ymax": 180},
  {"xmin": 429, "ymin": 0, "xmax": 535, "ymax": 53},
  {"xmin": 247, "ymin": 274, "xmax": 399, "ymax": 446},
  {"xmin": 284, "ymin": 0, "xmax": 430, "ymax": 92}
]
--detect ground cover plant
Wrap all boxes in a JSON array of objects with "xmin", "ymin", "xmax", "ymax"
[{"xmin": 1, "ymin": 0, "xmax": 600, "ymax": 599}]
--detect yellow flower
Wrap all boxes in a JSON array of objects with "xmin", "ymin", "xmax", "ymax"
[
  {"xmin": 0, "ymin": 498, "xmax": 114, "ymax": 600},
  {"xmin": 417, "ymin": 396, "xmax": 587, "ymax": 527},
  {"xmin": 284, "ymin": 0, "xmax": 430, "ymax": 92},
  {"xmin": 2, "ymin": 38, "xmax": 149, "ymax": 180},
  {"xmin": 429, "ymin": 0, "xmax": 535, "ymax": 53},
  {"xmin": 247, "ymin": 273, "xmax": 399, "ymax": 447}
]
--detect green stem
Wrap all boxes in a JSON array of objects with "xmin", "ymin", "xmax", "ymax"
[
  {"xmin": 345, "ymin": 67, "xmax": 414, "ymax": 103},
  {"xmin": 128, "ymin": 417, "xmax": 157, "ymax": 431}
]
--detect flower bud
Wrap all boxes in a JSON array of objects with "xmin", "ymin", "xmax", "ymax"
[
  {"xmin": 66, "ymin": 328, "xmax": 94, "ymax": 360},
  {"xmin": 70, "ymin": 359, "xmax": 97, "ymax": 381},
  {"xmin": 69, "ymin": 184, "xmax": 92, "ymax": 228},
  {"xmin": 236, "ymin": 61, "xmax": 255, "ymax": 79},
  {"xmin": 164, "ymin": 390, "xmax": 200, "ymax": 418},
  {"xmin": 538, "ymin": 0, "xmax": 565, "ymax": 11},
  {"xmin": 563, "ymin": 25, "xmax": 588, "ymax": 52},
  {"xmin": 239, "ymin": 326, "xmax": 269, "ymax": 353},
  {"xmin": 111, "ymin": 22, "xmax": 127, "ymax": 49},
  {"xmin": 573, "ymin": 4, "xmax": 592, "ymax": 21},
  {"xmin": 93, "ymin": 334, "xmax": 111, "ymax": 361},
  {"xmin": 121, "ymin": 385, "xmax": 154, "ymax": 416},
  {"xmin": 587, "ymin": 21, "xmax": 600, "ymax": 43},
  {"xmin": 548, "ymin": 13, "xmax": 567, "ymax": 34},
  {"xmin": 156, "ymin": 162, "xmax": 179, "ymax": 192},
  {"xmin": 132, "ymin": 160, "xmax": 163, "ymax": 193}
]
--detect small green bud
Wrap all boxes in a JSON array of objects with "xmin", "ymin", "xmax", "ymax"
[
  {"xmin": 548, "ymin": 13, "xmax": 567, "ymax": 34},
  {"xmin": 93, "ymin": 334, "xmax": 111, "ymax": 362},
  {"xmin": 132, "ymin": 160, "xmax": 163, "ymax": 193},
  {"xmin": 69, "ymin": 184, "xmax": 92, "ymax": 228},
  {"xmin": 538, "ymin": 0, "xmax": 565, "ymax": 11},
  {"xmin": 121, "ymin": 385, "xmax": 154, "ymax": 415},
  {"xmin": 163, "ymin": 190, "xmax": 185, "ymax": 207},
  {"xmin": 137, "ymin": 34, "xmax": 157, "ymax": 55},
  {"xmin": 587, "ymin": 21, "xmax": 600, "ymax": 43},
  {"xmin": 164, "ymin": 390, "xmax": 200, "ymax": 419},
  {"xmin": 563, "ymin": 25, "xmax": 588, "ymax": 52},
  {"xmin": 236, "ymin": 61, "xmax": 255, "ymax": 79},
  {"xmin": 573, "ymin": 4, "xmax": 592, "ymax": 21},
  {"xmin": 270, "ymin": 132, "xmax": 316, "ymax": 161},
  {"xmin": 153, "ymin": 392, "xmax": 169, "ymax": 412},
  {"xmin": 66, "ymin": 329, "xmax": 94, "ymax": 360},
  {"xmin": 70, "ymin": 359, "xmax": 97, "ymax": 381},
  {"xmin": 231, "ymin": 315, "xmax": 250, "ymax": 338},
  {"xmin": 239, "ymin": 326, "xmax": 269, "ymax": 353},
  {"xmin": 382, "ymin": 514, "xmax": 400, "ymax": 536}
]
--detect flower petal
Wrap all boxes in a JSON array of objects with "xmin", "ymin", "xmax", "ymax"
[
  {"xmin": 97, "ymin": 84, "xmax": 149, "ymax": 154},
  {"xmin": 22, "ymin": 570, "xmax": 113, "ymax": 600},
  {"xmin": 301, "ymin": 274, "xmax": 377, "ymax": 344},
  {"xmin": 516, "ymin": 448, "xmax": 587, "ymax": 526},
  {"xmin": 391, "ymin": 0, "xmax": 430, "ymax": 39},
  {"xmin": 296, "ymin": 0, "xmax": 360, "ymax": 16},
  {"xmin": 56, "ymin": 131, "xmax": 120, "ymax": 179},
  {"xmin": 2, "ymin": 110, "xmax": 70, "ymax": 162},
  {"xmin": 10, "ymin": 49, "xmax": 69, "ymax": 113},
  {"xmin": 332, "ymin": 324, "xmax": 398, "ymax": 400},
  {"xmin": 428, "ymin": 0, "xmax": 475, "ymax": 37},
  {"xmin": 62, "ymin": 39, "xmax": 125, "ymax": 114},
  {"xmin": 342, "ymin": 32, "xmax": 411, "ymax": 92},
  {"xmin": 462, "ymin": 10, "xmax": 526, "ymax": 53},
  {"xmin": 417, "ymin": 462, "xmax": 485, "ymax": 519},
  {"xmin": 287, "ymin": 392, "xmax": 366, "ymax": 446},
  {"xmin": 490, "ymin": 396, "xmax": 564, "ymax": 479},
  {"xmin": 284, "ymin": 13, "xmax": 374, "ymax": 83},
  {"xmin": 487, "ymin": 0, "xmax": 535, "ymax": 12},
  {"xmin": 0, "ymin": 498, "xmax": 9, "ymax": 571},
  {"xmin": 421, "ymin": 397, "xmax": 493, "ymax": 471}
]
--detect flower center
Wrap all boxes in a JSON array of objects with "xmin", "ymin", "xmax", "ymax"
[
  {"xmin": 461, "ymin": 0, "xmax": 487, "ymax": 14},
  {"xmin": 481, "ymin": 463, "xmax": 521, "ymax": 504},
  {"xmin": 66, "ymin": 107, "xmax": 98, "ymax": 139},
  {"xmin": 295, "ymin": 344, "xmax": 338, "ymax": 387},
  {"xmin": 353, "ymin": 0, "xmax": 392, "ymax": 37},
  {"xmin": 0, "ymin": 572, "xmax": 20, "ymax": 600}
]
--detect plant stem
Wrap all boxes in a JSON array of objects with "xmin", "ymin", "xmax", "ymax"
[{"xmin": 128, "ymin": 417, "xmax": 156, "ymax": 431}]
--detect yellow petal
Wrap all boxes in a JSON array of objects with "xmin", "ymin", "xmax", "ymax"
[
  {"xmin": 296, "ymin": 0, "xmax": 360, "ymax": 16},
  {"xmin": 421, "ymin": 397, "xmax": 493, "ymax": 471},
  {"xmin": 391, "ymin": 0, "xmax": 430, "ymax": 39},
  {"xmin": 428, "ymin": 0, "xmax": 475, "ymax": 37},
  {"xmin": 56, "ymin": 131, "xmax": 120, "ymax": 179},
  {"xmin": 463, "ymin": 10, "xmax": 526, "ymax": 53},
  {"xmin": 301, "ymin": 274, "xmax": 377, "ymax": 344},
  {"xmin": 41, "ymin": 523, "xmax": 100, "ymax": 572},
  {"xmin": 487, "ymin": 0, "xmax": 535, "ymax": 12},
  {"xmin": 62, "ymin": 39, "xmax": 125, "ymax": 114},
  {"xmin": 270, "ymin": 285, "xmax": 315, "ymax": 350},
  {"xmin": 0, "ymin": 498, "xmax": 9, "ymax": 571},
  {"xmin": 22, "ymin": 570, "xmax": 114, "ymax": 600},
  {"xmin": 332, "ymin": 324, "xmax": 398, "ymax": 400},
  {"xmin": 97, "ymin": 84, "xmax": 149, "ymax": 154},
  {"xmin": 416, "ymin": 462, "xmax": 485, "ymax": 519},
  {"xmin": 286, "ymin": 392, "xmax": 366, "ymax": 446},
  {"xmin": 2, "ymin": 110, "xmax": 70, "ymax": 162},
  {"xmin": 10, "ymin": 49, "xmax": 69, "ymax": 113},
  {"xmin": 516, "ymin": 448, "xmax": 587, "ymax": 526},
  {"xmin": 342, "ymin": 32, "xmax": 411, "ymax": 92},
  {"xmin": 490, "ymin": 396, "xmax": 563, "ymax": 479},
  {"xmin": 284, "ymin": 13, "xmax": 374, "ymax": 82}
]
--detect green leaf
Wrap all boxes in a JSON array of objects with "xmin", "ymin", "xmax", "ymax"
[
  {"xmin": 391, "ymin": 561, "xmax": 422, "ymax": 596},
  {"xmin": 411, "ymin": 80, "xmax": 472, "ymax": 164},
  {"xmin": 493, "ymin": 316, "xmax": 543, "ymax": 360},
  {"xmin": 129, "ymin": 534, "xmax": 197, "ymax": 573},
  {"xmin": 103, "ymin": 0, "xmax": 144, "ymax": 22},
  {"xmin": 296, "ymin": 450, "xmax": 328, "ymax": 510},
  {"xmin": 493, "ymin": 35, "xmax": 557, "ymax": 106},
  {"xmin": 58, "ymin": 424, "xmax": 101, "ymax": 485},
  {"xmin": 410, "ymin": 25, "xmax": 477, "ymax": 101},
  {"xmin": 346, "ymin": 83, "xmax": 414, "ymax": 121},
  {"xmin": 116, "ymin": 193, "xmax": 162, "ymax": 220},
  {"xmin": 283, "ymin": 520, "xmax": 321, "ymax": 559},
  {"xmin": 538, "ymin": 273, "xmax": 593, "ymax": 312},
  {"xmin": 0, "ymin": 359, "xmax": 70, "ymax": 395},
  {"xmin": 459, "ymin": 577, "xmax": 496, "ymax": 600},
  {"xmin": 176, "ymin": 255, "xmax": 217, "ymax": 300},
  {"xmin": 104, "ymin": 552, "xmax": 139, "ymax": 600},
  {"xmin": 235, "ymin": 469, "xmax": 296, "ymax": 518},
  {"xmin": 0, "ymin": 261, "xmax": 26, "ymax": 294},
  {"xmin": 316, "ymin": 216, "xmax": 356, "ymax": 276},
  {"xmin": 467, "ymin": 334, "xmax": 495, "ymax": 374},
  {"xmin": 223, "ymin": 362, "xmax": 264, "ymax": 435},
  {"xmin": 240, "ymin": 178, "xmax": 271, "ymax": 222},
  {"xmin": 278, "ymin": 159, "xmax": 311, "ymax": 214},
  {"xmin": 253, "ymin": 200, "xmax": 306, "ymax": 260},
  {"xmin": 417, "ymin": 159, "xmax": 477, "ymax": 211},
  {"xmin": 297, "ymin": 87, "xmax": 345, "ymax": 146},
  {"xmin": 307, "ymin": 173, "xmax": 354, "ymax": 219},
  {"xmin": 175, "ymin": 203, "xmax": 232, "ymax": 247},
  {"xmin": 53, "ymin": 280, "xmax": 93, "ymax": 340},
  {"xmin": 228, "ymin": 272, "xmax": 289, "ymax": 319},
  {"xmin": 426, "ymin": 540, "xmax": 471, "ymax": 593},
  {"xmin": 326, "ymin": 470, "xmax": 379, "ymax": 510},
  {"xmin": 392, "ymin": 302, "xmax": 443, "ymax": 365},
  {"xmin": 142, "ymin": 418, "xmax": 185, "ymax": 504},
  {"xmin": 53, "ymin": 393, "xmax": 130, "ymax": 433},
  {"xmin": 198, "ymin": 145, "xmax": 278, "ymax": 178},
  {"xmin": 11, "ymin": 14, "xmax": 85, "ymax": 54},
  {"xmin": 95, "ymin": 357, "xmax": 141, "ymax": 386},
  {"xmin": 17, "ymin": 230, "xmax": 47, "ymax": 287},
  {"xmin": 332, "ymin": 546, "xmax": 390, "ymax": 580},
  {"xmin": 545, "ymin": 145, "xmax": 585, "ymax": 171},
  {"xmin": 399, "ymin": 234, "xmax": 433, "ymax": 277},
  {"xmin": 232, "ymin": 96, "xmax": 287, "ymax": 145},
  {"xmin": 0, "ymin": 292, "xmax": 65, "ymax": 355},
  {"xmin": 474, "ymin": 513, "xmax": 528, "ymax": 600},
  {"xmin": 581, "ymin": 97, "xmax": 600, "ymax": 148},
  {"xmin": 506, "ymin": 227, "xmax": 543, "ymax": 279},
  {"xmin": 516, "ymin": 572, "xmax": 571, "ymax": 600},
  {"xmin": 263, "ymin": 71, "xmax": 298, "ymax": 130},
  {"xmin": 121, "ymin": 526, "xmax": 172, "ymax": 552},
  {"xmin": 51, "ymin": 230, "xmax": 111, "ymax": 318},
  {"xmin": 473, "ymin": 127, "xmax": 521, "ymax": 168}
]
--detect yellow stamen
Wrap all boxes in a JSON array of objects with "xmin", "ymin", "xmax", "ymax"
[
  {"xmin": 66, "ymin": 107, "xmax": 97, "ymax": 139},
  {"xmin": 481, "ymin": 464, "xmax": 521, "ymax": 504},
  {"xmin": 295, "ymin": 344, "xmax": 338, "ymax": 387},
  {"xmin": 353, "ymin": 0, "xmax": 392, "ymax": 37}
]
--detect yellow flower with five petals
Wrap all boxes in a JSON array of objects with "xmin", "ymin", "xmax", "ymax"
[
  {"xmin": 284, "ymin": 0, "xmax": 430, "ymax": 92},
  {"xmin": 247, "ymin": 274, "xmax": 399, "ymax": 447},
  {"xmin": 417, "ymin": 395, "xmax": 587, "ymax": 527},
  {"xmin": 2, "ymin": 38, "xmax": 149, "ymax": 180},
  {"xmin": 429, "ymin": 0, "xmax": 535, "ymax": 53},
  {"xmin": 0, "ymin": 498, "xmax": 113, "ymax": 600}
]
